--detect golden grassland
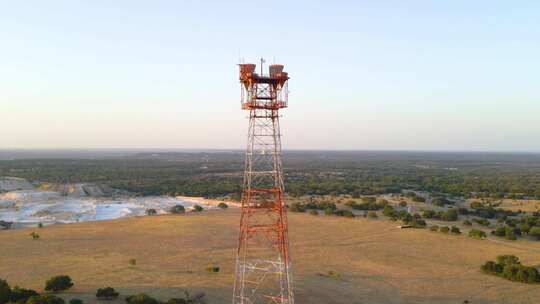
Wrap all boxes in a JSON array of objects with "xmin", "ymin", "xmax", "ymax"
[{"xmin": 1, "ymin": 209, "xmax": 540, "ymax": 304}]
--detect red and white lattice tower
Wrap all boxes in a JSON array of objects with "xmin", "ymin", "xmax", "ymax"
[{"xmin": 233, "ymin": 60, "xmax": 294, "ymax": 304}]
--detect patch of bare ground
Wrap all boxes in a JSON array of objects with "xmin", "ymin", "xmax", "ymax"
[{"xmin": 1, "ymin": 209, "xmax": 540, "ymax": 303}]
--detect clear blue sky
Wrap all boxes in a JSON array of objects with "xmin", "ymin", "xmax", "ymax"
[{"xmin": 1, "ymin": 1, "xmax": 539, "ymax": 151}]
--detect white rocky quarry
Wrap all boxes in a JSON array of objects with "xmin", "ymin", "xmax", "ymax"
[{"xmin": 0, "ymin": 177, "xmax": 214, "ymax": 228}]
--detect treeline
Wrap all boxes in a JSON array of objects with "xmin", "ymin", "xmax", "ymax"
[
  {"xmin": 2, "ymin": 152, "xmax": 540, "ymax": 199},
  {"xmin": 481, "ymin": 255, "xmax": 540, "ymax": 284}
]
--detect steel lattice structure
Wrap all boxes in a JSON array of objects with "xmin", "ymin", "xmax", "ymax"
[{"xmin": 233, "ymin": 61, "xmax": 294, "ymax": 304}]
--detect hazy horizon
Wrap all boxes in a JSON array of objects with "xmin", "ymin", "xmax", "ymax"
[{"xmin": 1, "ymin": 1, "xmax": 539, "ymax": 151}]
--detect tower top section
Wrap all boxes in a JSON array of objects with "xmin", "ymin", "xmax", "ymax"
[{"xmin": 239, "ymin": 62, "xmax": 289, "ymax": 110}]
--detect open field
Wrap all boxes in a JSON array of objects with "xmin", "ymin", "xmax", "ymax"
[
  {"xmin": 498, "ymin": 199, "xmax": 540, "ymax": 213},
  {"xmin": 2, "ymin": 209, "xmax": 540, "ymax": 304}
]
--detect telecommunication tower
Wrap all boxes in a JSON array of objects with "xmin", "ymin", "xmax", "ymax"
[{"xmin": 233, "ymin": 61, "xmax": 294, "ymax": 304}]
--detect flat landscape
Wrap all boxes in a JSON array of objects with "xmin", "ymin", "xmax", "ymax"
[{"xmin": 2, "ymin": 209, "xmax": 540, "ymax": 304}]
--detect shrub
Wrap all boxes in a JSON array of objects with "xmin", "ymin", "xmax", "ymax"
[
  {"xmin": 469, "ymin": 229, "xmax": 487, "ymax": 240},
  {"xmin": 145, "ymin": 209, "xmax": 157, "ymax": 216},
  {"xmin": 308, "ymin": 209, "xmax": 318, "ymax": 216},
  {"xmin": 440, "ymin": 209, "xmax": 458, "ymax": 221},
  {"xmin": 192, "ymin": 205, "xmax": 203, "ymax": 212},
  {"xmin": 44, "ymin": 275, "xmax": 73, "ymax": 292},
  {"xmin": 382, "ymin": 205, "xmax": 396, "ymax": 217},
  {"xmin": 367, "ymin": 211, "xmax": 378, "ymax": 219},
  {"xmin": 432, "ymin": 197, "xmax": 452, "ymax": 207},
  {"xmin": 96, "ymin": 287, "xmax": 119, "ymax": 300},
  {"xmin": 450, "ymin": 226, "xmax": 461, "ymax": 234},
  {"xmin": 481, "ymin": 255, "xmax": 540, "ymax": 284},
  {"xmin": 440, "ymin": 226, "xmax": 450, "ymax": 234},
  {"xmin": 129, "ymin": 258, "xmax": 136, "ymax": 266},
  {"xmin": 529, "ymin": 226, "xmax": 540, "ymax": 240},
  {"xmin": 0, "ymin": 279, "xmax": 11, "ymax": 304},
  {"xmin": 26, "ymin": 295, "xmax": 65, "ymax": 304},
  {"xmin": 463, "ymin": 220, "xmax": 472, "ymax": 226},
  {"xmin": 10, "ymin": 287, "xmax": 39, "ymax": 303},
  {"xmin": 126, "ymin": 294, "xmax": 159, "ymax": 304},
  {"xmin": 69, "ymin": 299, "xmax": 83, "ymax": 304},
  {"xmin": 205, "ymin": 266, "xmax": 220, "ymax": 273},
  {"xmin": 217, "ymin": 203, "xmax": 228, "ymax": 209},
  {"xmin": 422, "ymin": 210, "xmax": 436, "ymax": 219},
  {"xmin": 289, "ymin": 203, "xmax": 305, "ymax": 213},
  {"xmin": 30, "ymin": 232, "xmax": 40, "ymax": 240},
  {"xmin": 38, "ymin": 222, "xmax": 44, "ymax": 228},
  {"xmin": 429, "ymin": 225, "xmax": 439, "ymax": 232},
  {"xmin": 166, "ymin": 299, "xmax": 187, "ymax": 304},
  {"xmin": 504, "ymin": 227, "xmax": 518, "ymax": 240},
  {"xmin": 473, "ymin": 218, "xmax": 490, "ymax": 227},
  {"xmin": 334, "ymin": 210, "xmax": 355, "ymax": 218},
  {"xmin": 399, "ymin": 201, "xmax": 407, "ymax": 207},
  {"xmin": 324, "ymin": 208, "xmax": 334, "ymax": 215},
  {"xmin": 169, "ymin": 205, "xmax": 185, "ymax": 214}
]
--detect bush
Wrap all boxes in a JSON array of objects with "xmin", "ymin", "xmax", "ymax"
[
  {"xmin": 481, "ymin": 255, "xmax": 540, "ymax": 284},
  {"xmin": 217, "ymin": 203, "xmax": 228, "ymax": 209},
  {"xmin": 30, "ymin": 232, "xmax": 40, "ymax": 240},
  {"xmin": 166, "ymin": 299, "xmax": 187, "ymax": 304},
  {"xmin": 26, "ymin": 295, "xmax": 65, "ymax": 304},
  {"xmin": 469, "ymin": 229, "xmax": 487, "ymax": 240},
  {"xmin": 69, "ymin": 299, "xmax": 83, "ymax": 304},
  {"xmin": 367, "ymin": 211, "xmax": 378, "ymax": 219},
  {"xmin": 529, "ymin": 226, "xmax": 540, "ymax": 240},
  {"xmin": 96, "ymin": 287, "xmax": 119, "ymax": 300},
  {"xmin": 422, "ymin": 210, "xmax": 436, "ymax": 219},
  {"xmin": 432, "ymin": 197, "xmax": 452, "ymax": 207},
  {"xmin": 205, "ymin": 266, "xmax": 220, "ymax": 273},
  {"xmin": 440, "ymin": 226, "xmax": 450, "ymax": 234},
  {"xmin": 429, "ymin": 225, "xmax": 439, "ymax": 232},
  {"xmin": 473, "ymin": 218, "xmax": 490, "ymax": 227},
  {"xmin": 10, "ymin": 287, "xmax": 39, "ymax": 303},
  {"xmin": 192, "ymin": 205, "xmax": 203, "ymax": 212},
  {"xmin": 324, "ymin": 208, "xmax": 334, "ymax": 215},
  {"xmin": 289, "ymin": 203, "xmax": 305, "ymax": 213},
  {"xmin": 169, "ymin": 205, "xmax": 185, "ymax": 214},
  {"xmin": 450, "ymin": 226, "xmax": 461, "ymax": 234},
  {"xmin": 126, "ymin": 294, "xmax": 159, "ymax": 304},
  {"xmin": 145, "ymin": 209, "xmax": 157, "ymax": 216},
  {"xmin": 440, "ymin": 209, "xmax": 458, "ymax": 221},
  {"xmin": 463, "ymin": 220, "xmax": 472, "ymax": 226},
  {"xmin": 309, "ymin": 209, "xmax": 318, "ymax": 216},
  {"xmin": 382, "ymin": 205, "xmax": 396, "ymax": 217},
  {"xmin": 45, "ymin": 275, "xmax": 73, "ymax": 292},
  {"xmin": 0, "ymin": 279, "xmax": 11, "ymax": 304},
  {"xmin": 129, "ymin": 258, "xmax": 137, "ymax": 266},
  {"xmin": 399, "ymin": 201, "xmax": 407, "ymax": 207},
  {"xmin": 334, "ymin": 210, "xmax": 355, "ymax": 218}
]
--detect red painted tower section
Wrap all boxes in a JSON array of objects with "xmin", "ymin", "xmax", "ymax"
[{"xmin": 232, "ymin": 61, "xmax": 294, "ymax": 304}]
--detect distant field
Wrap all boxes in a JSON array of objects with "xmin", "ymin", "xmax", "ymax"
[
  {"xmin": 2, "ymin": 210, "xmax": 540, "ymax": 304},
  {"xmin": 498, "ymin": 199, "xmax": 540, "ymax": 212}
]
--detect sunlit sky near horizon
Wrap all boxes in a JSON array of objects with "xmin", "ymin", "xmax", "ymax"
[{"xmin": 1, "ymin": 1, "xmax": 539, "ymax": 151}]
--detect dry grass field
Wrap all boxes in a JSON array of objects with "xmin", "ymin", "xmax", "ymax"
[
  {"xmin": 498, "ymin": 199, "xmax": 540, "ymax": 213},
  {"xmin": 2, "ymin": 209, "xmax": 540, "ymax": 304}
]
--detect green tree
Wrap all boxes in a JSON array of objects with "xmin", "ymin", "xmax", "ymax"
[
  {"xmin": 126, "ymin": 294, "xmax": 159, "ymax": 304},
  {"xmin": 529, "ymin": 226, "xmax": 540, "ymax": 240},
  {"xmin": 169, "ymin": 205, "xmax": 185, "ymax": 214},
  {"xmin": 44, "ymin": 275, "xmax": 73, "ymax": 292},
  {"xmin": 96, "ymin": 287, "xmax": 119, "ymax": 300},
  {"xmin": 469, "ymin": 229, "xmax": 487, "ymax": 240},
  {"xmin": 26, "ymin": 295, "xmax": 65, "ymax": 304},
  {"xmin": 0, "ymin": 279, "xmax": 11, "ymax": 304}
]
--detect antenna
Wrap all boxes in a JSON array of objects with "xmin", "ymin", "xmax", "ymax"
[{"xmin": 260, "ymin": 57, "xmax": 265, "ymax": 75}]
